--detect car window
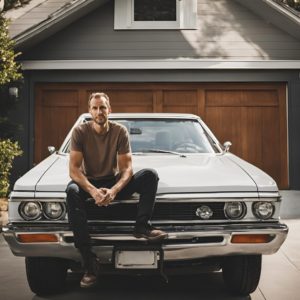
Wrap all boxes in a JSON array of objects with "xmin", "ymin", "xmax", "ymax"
[{"xmin": 119, "ymin": 119, "xmax": 215, "ymax": 153}]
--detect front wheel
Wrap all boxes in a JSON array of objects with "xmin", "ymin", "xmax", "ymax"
[
  {"xmin": 25, "ymin": 257, "xmax": 69, "ymax": 295},
  {"xmin": 222, "ymin": 255, "xmax": 261, "ymax": 296}
]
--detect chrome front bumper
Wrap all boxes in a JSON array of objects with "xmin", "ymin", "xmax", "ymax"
[{"xmin": 3, "ymin": 223, "xmax": 288, "ymax": 263}]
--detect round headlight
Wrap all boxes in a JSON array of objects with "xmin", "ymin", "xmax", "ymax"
[
  {"xmin": 19, "ymin": 202, "xmax": 42, "ymax": 221},
  {"xmin": 43, "ymin": 202, "xmax": 66, "ymax": 220},
  {"xmin": 196, "ymin": 205, "xmax": 213, "ymax": 220},
  {"xmin": 252, "ymin": 202, "xmax": 274, "ymax": 220},
  {"xmin": 224, "ymin": 202, "xmax": 246, "ymax": 220}
]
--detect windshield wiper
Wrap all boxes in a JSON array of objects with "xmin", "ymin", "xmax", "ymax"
[{"xmin": 133, "ymin": 149, "xmax": 186, "ymax": 158}]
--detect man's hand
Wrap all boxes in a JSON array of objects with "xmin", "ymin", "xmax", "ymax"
[
  {"xmin": 90, "ymin": 188, "xmax": 106, "ymax": 206},
  {"xmin": 98, "ymin": 188, "xmax": 117, "ymax": 206}
]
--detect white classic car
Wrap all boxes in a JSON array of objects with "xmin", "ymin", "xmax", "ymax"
[{"xmin": 3, "ymin": 113, "xmax": 288, "ymax": 296}]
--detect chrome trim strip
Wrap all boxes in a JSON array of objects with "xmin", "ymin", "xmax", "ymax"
[
  {"xmin": 10, "ymin": 198, "xmax": 66, "ymax": 202},
  {"xmin": 9, "ymin": 219, "xmax": 279, "ymax": 225},
  {"xmin": 9, "ymin": 198, "xmax": 280, "ymax": 203},
  {"xmin": 10, "ymin": 191, "xmax": 35, "ymax": 198},
  {"xmin": 156, "ymin": 192, "xmax": 261, "ymax": 199}
]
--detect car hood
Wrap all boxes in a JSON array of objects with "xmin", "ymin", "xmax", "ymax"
[{"xmin": 14, "ymin": 153, "xmax": 277, "ymax": 194}]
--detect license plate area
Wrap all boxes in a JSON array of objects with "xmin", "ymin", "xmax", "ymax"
[{"xmin": 115, "ymin": 250, "xmax": 159, "ymax": 269}]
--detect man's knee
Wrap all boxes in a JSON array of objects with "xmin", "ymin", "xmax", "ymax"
[
  {"xmin": 142, "ymin": 168, "xmax": 159, "ymax": 183},
  {"xmin": 66, "ymin": 182, "xmax": 80, "ymax": 197}
]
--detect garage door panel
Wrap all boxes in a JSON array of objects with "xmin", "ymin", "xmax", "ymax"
[
  {"xmin": 163, "ymin": 91, "xmax": 197, "ymax": 106},
  {"xmin": 42, "ymin": 107, "xmax": 78, "ymax": 158},
  {"xmin": 242, "ymin": 90, "xmax": 278, "ymax": 106},
  {"xmin": 261, "ymin": 107, "xmax": 281, "ymax": 181},
  {"xmin": 108, "ymin": 90, "xmax": 154, "ymax": 112},
  {"xmin": 205, "ymin": 86, "xmax": 286, "ymax": 188},
  {"xmin": 42, "ymin": 90, "xmax": 78, "ymax": 107},
  {"xmin": 243, "ymin": 107, "xmax": 263, "ymax": 168},
  {"xmin": 205, "ymin": 106, "xmax": 244, "ymax": 158},
  {"xmin": 113, "ymin": 105, "xmax": 153, "ymax": 113},
  {"xmin": 206, "ymin": 90, "xmax": 244, "ymax": 107},
  {"xmin": 162, "ymin": 90, "xmax": 198, "ymax": 114},
  {"xmin": 108, "ymin": 90, "xmax": 153, "ymax": 105},
  {"xmin": 35, "ymin": 89, "xmax": 79, "ymax": 163}
]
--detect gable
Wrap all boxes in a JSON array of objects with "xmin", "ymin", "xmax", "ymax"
[{"xmin": 19, "ymin": 0, "xmax": 300, "ymax": 61}]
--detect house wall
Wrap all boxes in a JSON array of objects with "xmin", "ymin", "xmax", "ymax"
[
  {"xmin": 21, "ymin": 0, "xmax": 300, "ymax": 60},
  {"xmin": 10, "ymin": 69, "xmax": 300, "ymax": 190}
]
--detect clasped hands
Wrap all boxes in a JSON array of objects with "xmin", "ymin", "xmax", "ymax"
[{"xmin": 91, "ymin": 187, "xmax": 116, "ymax": 207}]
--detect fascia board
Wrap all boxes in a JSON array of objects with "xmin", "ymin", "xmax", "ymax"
[{"xmin": 20, "ymin": 59, "xmax": 300, "ymax": 70}]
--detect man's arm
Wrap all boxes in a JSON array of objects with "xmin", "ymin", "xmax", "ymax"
[
  {"xmin": 100, "ymin": 153, "xmax": 133, "ymax": 205},
  {"xmin": 69, "ymin": 150, "xmax": 105, "ymax": 203}
]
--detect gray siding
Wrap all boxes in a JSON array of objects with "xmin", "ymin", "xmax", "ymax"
[{"xmin": 21, "ymin": 0, "xmax": 300, "ymax": 60}]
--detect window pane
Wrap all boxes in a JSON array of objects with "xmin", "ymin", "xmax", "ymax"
[{"xmin": 134, "ymin": 0, "xmax": 177, "ymax": 21}]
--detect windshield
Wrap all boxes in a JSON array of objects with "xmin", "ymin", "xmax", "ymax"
[
  {"xmin": 63, "ymin": 118, "xmax": 217, "ymax": 154},
  {"xmin": 116, "ymin": 119, "xmax": 215, "ymax": 154}
]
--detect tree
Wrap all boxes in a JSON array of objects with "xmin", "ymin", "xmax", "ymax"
[
  {"xmin": 0, "ymin": 6, "xmax": 24, "ymax": 199},
  {"xmin": 0, "ymin": 16, "xmax": 22, "ymax": 85},
  {"xmin": 3, "ymin": 0, "xmax": 31, "ymax": 11}
]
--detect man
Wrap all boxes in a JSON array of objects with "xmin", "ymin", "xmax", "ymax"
[{"xmin": 66, "ymin": 92, "xmax": 167, "ymax": 288}]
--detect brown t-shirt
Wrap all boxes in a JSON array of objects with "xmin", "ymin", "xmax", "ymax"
[{"xmin": 70, "ymin": 121, "xmax": 131, "ymax": 180}]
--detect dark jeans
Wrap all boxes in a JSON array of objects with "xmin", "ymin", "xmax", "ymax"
[{"xmin": 66, "ymin": 168, "xmax": 159, "ymax": 250}]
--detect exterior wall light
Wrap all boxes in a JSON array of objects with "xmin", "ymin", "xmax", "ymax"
[{"xmin": 9, "ymin": 87, "xmax": 19, "ymax": 99}]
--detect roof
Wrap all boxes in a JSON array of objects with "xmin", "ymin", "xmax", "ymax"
[{"xmin": 5, "ymin": 0, "xmax": 109, "ymax": 49}]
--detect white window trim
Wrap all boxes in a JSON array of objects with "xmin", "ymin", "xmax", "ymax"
[{"xmin": 114, "ymin": 0, "xmax": 197, "ymax": 30}]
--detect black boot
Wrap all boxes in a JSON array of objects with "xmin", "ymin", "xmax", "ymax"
[{"xmin": 79, "ymin": 247, "xmax": 100, "ymax": 288}]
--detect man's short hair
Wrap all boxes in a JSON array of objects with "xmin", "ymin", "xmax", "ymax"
[{"xmin": 88, "ymin": 92, "xmax": 110, "ymax": 107}]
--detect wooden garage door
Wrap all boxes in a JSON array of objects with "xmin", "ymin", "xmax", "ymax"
[{"xmin": 35, "ymin": 83, "xmax": 287, "ymax": 188}]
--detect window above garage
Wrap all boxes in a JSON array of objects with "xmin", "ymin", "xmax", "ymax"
[{"xmin": 114, "ymin": 0, "xmax": 197, "ymax": 30}]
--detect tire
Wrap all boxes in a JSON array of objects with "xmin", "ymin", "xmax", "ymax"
[
  {"xmin": 222, "ymin": 255, "xmax": 261, "ymax": 296},
  {"xmin": 25, "ymin": 257, "xmax": 69, "ymax": 295}
]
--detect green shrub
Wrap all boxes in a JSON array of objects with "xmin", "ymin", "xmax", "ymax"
[
  {"xmin": 3, "ymin": 0, "xmax": 31, "ymax": 11},
  {"xmin": 0, "ymin": 139, "xmax": 22, "ymax": 197},
  {"xmin": 286, "ymin": 0, "xmax": 300, "ymax": 10},
  {"xmin": 0, "ymin": 16, "xmax": 22, "ymax": 85}
]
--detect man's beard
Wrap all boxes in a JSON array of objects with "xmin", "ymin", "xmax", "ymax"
[{"xmin": 94, "ymin": 115, "xmax": 107, "ymax": 125}]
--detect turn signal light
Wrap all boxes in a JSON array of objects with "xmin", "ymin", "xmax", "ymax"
[
  {"xmin": 231, "ymin": 234, "xmax": 274, "ymax": 244},
  {"xmin": 17, "ymin": 234, "xmax": 58, "ymax": 243}
]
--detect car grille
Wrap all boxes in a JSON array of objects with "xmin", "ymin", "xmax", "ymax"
[{"xmin": 86, "ymin": 202, "xmax": 226, "ymax": 221}]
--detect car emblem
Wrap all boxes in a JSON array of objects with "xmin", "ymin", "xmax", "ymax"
[{"xmin": 196, "ymin": 205, "xmax": 213, "ymax": 220}]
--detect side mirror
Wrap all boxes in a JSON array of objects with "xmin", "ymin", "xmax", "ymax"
[
  {"xmin": 48, "ymin": 146, "xmax": 56, "ymax": 154},
  {"xmin": 223, "ymin": 141, "xmax": 232, "ymax": 153}
]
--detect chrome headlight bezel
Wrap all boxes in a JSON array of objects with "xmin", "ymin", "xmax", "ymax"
[
  {"xmin": 224, "ymin": 201, "xmax": 247, "ymax": 220},
  {"xmin": 42, "ymin": 202, "xmax": 66, "ymax": 220},
  {"xmin": 252, "ymin": 201, "xmax": 275, "ymax": 220},
  {"xmin": 18, "ymin": 201, "xmax": 43, "ymax": 221}
]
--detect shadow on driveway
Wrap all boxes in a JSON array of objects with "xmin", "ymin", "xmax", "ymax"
[{"xmin": 31, "ymin": 272, "xmax": 251, "ymax": 300}]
